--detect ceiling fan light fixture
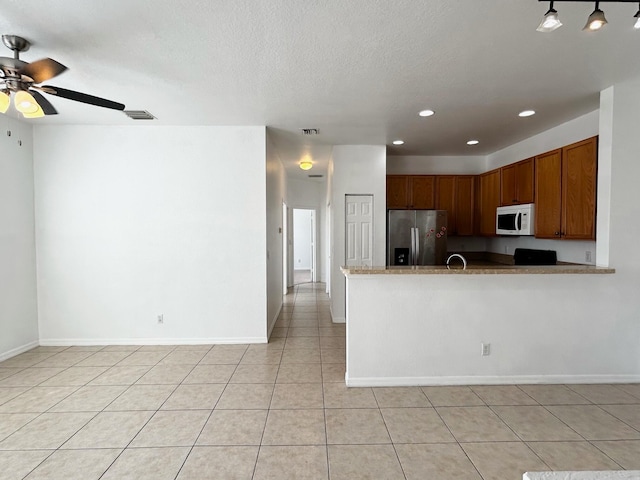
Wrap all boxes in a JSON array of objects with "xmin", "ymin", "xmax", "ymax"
[
  {"xmin": 0, "ymin": 90, "xmax": 10, "ymax": 113},
  {"xmin": 22, "ymin": 103, "xmax": 44, "ymax": 118},
  {"xmin": 537, "ymin": 2, "xmax": 563, "ymax": 32},
  {"xmin": 14, "ymin": 90, "xmax": 40, "ymax": 114},
  {"xmin": 583, "ymin": 3, "xmax": 608, "ymax": 31}
]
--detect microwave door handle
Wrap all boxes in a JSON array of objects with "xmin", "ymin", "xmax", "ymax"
[{"xmin": 516, "ymin": 212, "xmax": 521, "ymax": 231}]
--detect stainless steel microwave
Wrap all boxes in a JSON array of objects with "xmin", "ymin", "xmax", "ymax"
[{"xmin": 496, "ymin": 203, "xmax": 535, "ymax": 236}]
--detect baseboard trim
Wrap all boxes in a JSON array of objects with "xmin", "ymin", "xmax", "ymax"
[
  {"xmin": 267, "ymin": 304, "xmax": 283, "ymax": 339},
  {"xmin": 38, "ymin": 337, "xmax": 269, "ymax": 346},
  {"xmin": 0, "ymin": 340, "xmax": 39, "ymax": 362},
  {"xmin": 345, "ymin": 374, "xmax": 640, "ymax": 387}
]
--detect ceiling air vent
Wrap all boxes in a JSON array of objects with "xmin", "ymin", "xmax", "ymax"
[
  {"xmin": 308, "ymin": 174, "xmax": 324, "ymax": 178},
  {"xmin": 301, "ymin": 128, "xmax": 319, "ymax": 136},
  {"xmin": 124, "ymin": 110, "xmax": 156, "ymax": 120}
]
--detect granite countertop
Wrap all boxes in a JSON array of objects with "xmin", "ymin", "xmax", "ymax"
[{"xmin": 341, "ymin": 264, "xmax": 615, "ymax": 275}]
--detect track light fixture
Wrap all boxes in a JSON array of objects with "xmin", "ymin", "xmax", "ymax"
[{"xmin": 537, "ymin": 0, "xmax": 640, "ymax": 32}]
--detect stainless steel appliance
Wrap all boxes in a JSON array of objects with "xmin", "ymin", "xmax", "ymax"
[{"xmin": 387, "ymin": 210, "xmax": 448, "ymax": 266}]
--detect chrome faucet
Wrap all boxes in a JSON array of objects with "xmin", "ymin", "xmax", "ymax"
[{"xmin": 446, "ymin": 253, "xmax": 467, "ymax": 270}]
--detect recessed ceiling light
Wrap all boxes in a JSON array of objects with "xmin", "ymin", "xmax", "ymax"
[
  {"xmin": 418, "ymin": 109, "xmax": 435, "ymax": 117},
  {"xmin": 519, "ymin": 110, "xmax": 536, "ymax": 117},
  {"xmin": 467, "ymin": 140, "xmax": 479, "ymax": 146},
  {"xmin": 392, "ymin": 140, "xmax": 405, "ymax": 145}
]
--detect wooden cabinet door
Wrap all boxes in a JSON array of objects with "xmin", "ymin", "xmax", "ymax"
[
  {"xmin": 515, "ymin": 158, "xmax": 535, "ymax": 204},
  {"xmin": 455, "ymin": 176, "xmax": 475, "ymax": 236},
  {"xmin": 479, "ymin": 169, "xmax": 501, "ymax": 236},
  {"xmin": 410, "ymin": 176, "xmax": 435, "ymax": 209},
  {"xmin": 535, "ymin": 149, "xmax": 562, "ymax": 239},
  {"xmin": 435, "ymin": 176, "xmax": 456, "ymax": 234},
  {"xmin": 500, "ymin": 164, "xmax": 517, "ymax": 206},
  {"xmin": 562, "ymin": 137, "xmax": 597, "ymax": 240},
  {"xmin": 387, "ymin": 176, "xmax": 409, "ymax": 209}
]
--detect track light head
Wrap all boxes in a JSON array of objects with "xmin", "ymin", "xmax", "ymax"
[
  {"xmin": 537, "ymin": 2, "xmax": 563, "ymax": 32},
  {"xmin": 583, "ymin": 2, "xmax": 608, "ymax": 31}
]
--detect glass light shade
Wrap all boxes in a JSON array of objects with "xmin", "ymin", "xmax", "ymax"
[
  {"xmin": 583, "ymin": 9, "xmax": 608, "ymax": 31},
  {"xmin": 14, "ymin": 90, "xmax": 40, "ymax": 114},
  {"xmin": 634, "ymin": 11, "xmax": 640, "ymax": 29},
  {"xmin": 299, "ymin": 161, "xmax": 313, "ymax": 171},
  {"xmin": 22, "ymin": 104, "xmax": 45, "ymax": 118},
  {"xmin": 0, "ymin": 90, "xmax": 10, "ymax": 113},
  {"xmin": 537, "ymin": 9, "xmax": 562, "ymax": 32}
]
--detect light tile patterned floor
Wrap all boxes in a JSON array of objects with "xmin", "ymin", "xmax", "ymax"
[{"xmin": 1, "ymin": 282, "xmax": 640, "ymax": 479}]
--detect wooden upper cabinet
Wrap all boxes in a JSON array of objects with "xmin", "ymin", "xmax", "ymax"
[
  {"xmin": 515, "ymin": 158, "xmax": 535, "ymax": 204},
  {"xmin": 479, "ymin": 169, "xmax": 501, "ymax": 236},
  {"xmin": 562, "ymin": 137, "xmax": 597, "ymax": 240},
  {"xmin": 386, "ymin": 176, "xmax": 409, "ymax": 209},
  {"xmin": 535, "ymin": 137, "xmax": 597, "ymax": 240},
  {"xmin": 500, "ymin": 158, "xmax": 534, "ymax": 205},
  {"xmin": 410, "ymin": 176, "xmax": 435, "ymax": 209},
  {"xmin": 386, "ymin": 175, "xmax": 434, "ymax": 209},
  {"xmin": 455, "ymin": 176, "xmax": 475, "ymax": 236},
  {"xmin": 435, "ymin": 176, "xmax": 456, "ymax": 233},
  {"xmin": 535, "ymin": 149, "xmax": 563, "ymax": 239}
]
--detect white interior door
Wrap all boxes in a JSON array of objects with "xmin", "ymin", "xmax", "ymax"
[{"xmin": 345, "ymin": 195, "xmax": 373, "ymax": 267}]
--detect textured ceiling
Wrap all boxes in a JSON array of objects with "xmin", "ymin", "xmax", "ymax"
[{"xmin": 2, "ymin": 0, "xmax": 639, "ymax": 180}]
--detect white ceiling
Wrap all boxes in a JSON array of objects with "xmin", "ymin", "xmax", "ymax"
[{"xmin": 2, "ymin": 0, "xmax": 639, "ymax": 181}]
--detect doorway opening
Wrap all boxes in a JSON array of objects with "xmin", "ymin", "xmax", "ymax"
[{"xmin": 292, "ymin": 208, "xmax": 316, "ymax": 285}]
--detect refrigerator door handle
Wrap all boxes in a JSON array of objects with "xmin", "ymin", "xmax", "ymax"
[
  {"xmin": 410, "ymin": 228, "xmax": 415, "ymax": 265},
  {"xmin": 415, "ymin": 227, "xmax": 420, "ymax": 265}
]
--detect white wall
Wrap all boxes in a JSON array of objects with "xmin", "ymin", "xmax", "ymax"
[
  {"xmin": 0, "ymin": 119, "xmax": 39, "ymax": 360},
  {"xmin": 286, "ymin": 177, "xmax": 327, "ymax": 282},
  {"xmin": 293, "ymin": 209, "xmax": 312, "ymax": 270},
  {"xmin": 265, "ymin": 133, "xmax": 285, "ymax": 337},
  {"xmin": 34, "ymin": 125, "xmax": 269, "ymax": 344},
  {"xmin": 387, "ymin": 155, "xmax": 487, "ymax": 175},
  {"xmin": 329, "ymin": 145, "xmax": 386, "ymax": 323}
]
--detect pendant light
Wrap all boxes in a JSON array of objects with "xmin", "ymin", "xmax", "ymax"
[
  {"xmin": 537, "ymin": 1, "xmax": 563, "ymax": 32},
  {"xmin": 583, "ymin": 1, "xmax": 608, "ymax": 31},
  {"xmin": 634, "ymin": 3, "xmax": 640, "ymax": 29}
]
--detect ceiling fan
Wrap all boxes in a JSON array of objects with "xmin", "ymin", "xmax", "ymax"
[{"xmin": 0, "ymin": 34, "xmax": 125, "ymax": 118}]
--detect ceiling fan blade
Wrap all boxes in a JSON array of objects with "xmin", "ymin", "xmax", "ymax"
[
  {"xmin": 29, "ymin": 90, "xmax": 58, "ymax": 115},
  {"xmin": 20, "ymin": 58, "xmax": 67, "ymax": 84},
  {"xmin": 42, "ymin": 85, "xmax": 125, "ymax": 111}
]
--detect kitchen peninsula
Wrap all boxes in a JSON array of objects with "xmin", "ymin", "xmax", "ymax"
[{"xmin": 341, "ymin": 264, "xmax": 626, "ymax": 388}]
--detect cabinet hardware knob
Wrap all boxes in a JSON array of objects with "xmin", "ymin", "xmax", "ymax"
[{"xmin": 554, "ymin": 231, "xmax": 560, "ymax": 236}]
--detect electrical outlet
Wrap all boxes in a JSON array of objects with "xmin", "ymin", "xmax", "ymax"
[
  {"xmin": 504, "ymin": 246, "xmax": 508, "ymax": 254},
  {"xmin": 481, "ymin": 343, "xmax": 491, "ymax": 356},
  {"xmin": 585, "ymin": 251, "xmax": 592, "ymax": 263},
  {"xmin": 157, "ymin": 314, "xmax": 164, "ymax": 324}
]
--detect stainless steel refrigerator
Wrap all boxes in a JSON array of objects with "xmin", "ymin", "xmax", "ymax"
[{"xmin": 387, "ymin": 210, "xmax": 448, "ymax": 266}]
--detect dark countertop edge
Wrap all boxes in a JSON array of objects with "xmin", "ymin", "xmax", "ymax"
[{"xmin": 341, "ymin": 265, "xmax": 615, "ymax": 275}]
